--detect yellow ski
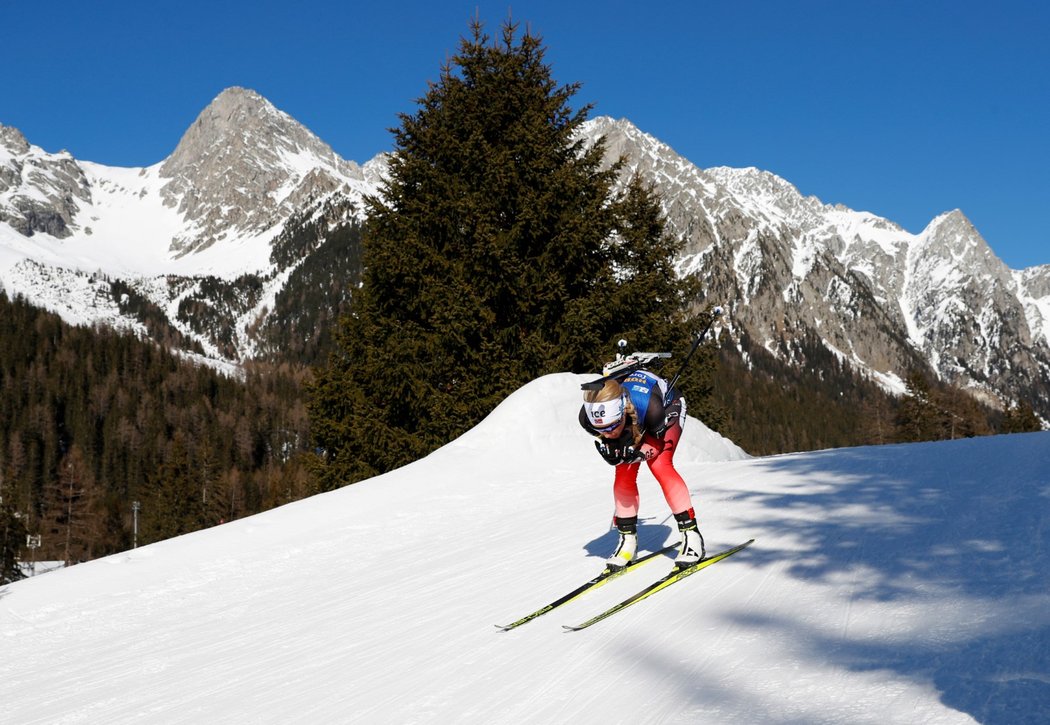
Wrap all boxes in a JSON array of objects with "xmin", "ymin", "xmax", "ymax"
[{"xmin": 563, "ymin": 539, "xmax": 755, "ymax": 631}]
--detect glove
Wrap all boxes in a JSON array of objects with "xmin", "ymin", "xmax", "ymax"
[
  {"xmin": 621, "ymin": 445, "xmax": 644, "ymax": 464},
  {"xmin": 595, "ymin": 439, "xmax": 624, "ymax": 466},
  {"xmin": 595, "ymin": 440, "xmax": 643, "ymax": 466}
]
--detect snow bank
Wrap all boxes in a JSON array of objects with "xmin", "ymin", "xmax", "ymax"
[{"xmin": 449, "ymin": 372, "xmax": 748, "ymax": 464}]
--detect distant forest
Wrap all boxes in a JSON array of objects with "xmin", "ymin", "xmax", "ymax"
[
  {"xmin": 0, "ymin": 278, "xmax": 1039, "ymax": 582},
  {"xmin": 0, "ymin": 292, "xmax": 314, "ymax": 570},
  {"xmin": 709, "ymin": 330, "xmax": 1039, "ymax": 456}
]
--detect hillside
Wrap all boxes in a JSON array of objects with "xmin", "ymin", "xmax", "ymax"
[
  {"xmin": 0, "ymin": 292, "xmax": 315, "ymax": 564},
  {"xmin": 2, "ymin": 374, "xmax": 1046, "ymax": 724}
]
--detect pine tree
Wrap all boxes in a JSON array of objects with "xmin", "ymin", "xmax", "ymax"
[
  {"xmin": 1001, "ymin": 401, "xmax": 1042, "ymax": 434},
  {"xmin": 40, "ymin": 445, "xmax": 99, "ymax": 565},
  {"xmin": 142, "ymin": 433, "xmax": 203, "ymax": 544},
  {"xmin": 895, "ymin": 369, "xmax": 941, "ymax": 442},
  {"xmin": 199, "ymin": 443, "xmax": 231, "ymax": 527},
  {"xmin": 1, "ymin": 496, "xmax": 28, "ymax": 584},
  {"xmin": 308, "ymin": 18, "xmax": 701, "ymax": 489}
]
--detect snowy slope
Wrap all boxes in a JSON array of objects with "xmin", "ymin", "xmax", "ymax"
[{"xmin": 2, "ymin": 374, "xmax": 1047, "ymax": 724}]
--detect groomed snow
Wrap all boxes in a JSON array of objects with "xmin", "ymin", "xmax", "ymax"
[{"xmin": 2, "ymin": 373, "xmax": 1047, "ymax": 724}]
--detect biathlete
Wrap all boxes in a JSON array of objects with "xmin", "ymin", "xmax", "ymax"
[{"xmin": 579, "ymin": 368, "xmax": 705, "ymax": 570}]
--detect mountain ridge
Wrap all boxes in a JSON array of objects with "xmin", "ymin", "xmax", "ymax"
[
  {"xmin": 1, "ymin": 88, "xmax": 1048, "ymax": 418},
  {"xmin": 581, "ymin": 117, "xmax": 1049, "ymax": 412}
]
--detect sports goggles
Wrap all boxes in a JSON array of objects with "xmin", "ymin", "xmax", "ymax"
[{"xmin": 594, "ymin": 418, "xmax": 625, "ymax": 434}]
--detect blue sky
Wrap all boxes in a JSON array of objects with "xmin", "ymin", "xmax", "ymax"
[{"xmin": 4, "ymin": 1, "xmax": 1048, "ymax": 268}]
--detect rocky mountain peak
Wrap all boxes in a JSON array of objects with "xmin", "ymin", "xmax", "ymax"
[
  {"xmin": 194, "ymin": 86, "xmax": 272, "ymax": 126},
  {"xmin": 923, "ymin": 208, "xmax": 975, "ymax": 241},
  {"xmin": 161, "ymin": 87, "xmax": 333, "ymax": 176},
  {"xmin": 917, "ymin": 209, "xmax": 1010, "ymax": 282},
  {"xmin": 0, "ymin": 123, "xmax": 89, "ymax": 239},
  {"xmin": 0, "ymin": 124, "xmax": 31, "ymax": 156},
  {"xmin": 158, "ymin": 87, "xmax": 363, "ymax": 256}
]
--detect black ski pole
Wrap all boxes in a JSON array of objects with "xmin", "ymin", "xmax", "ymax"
[{"xmin": 664, "ymin": 306, "xmax": 724, "ymax": 396}]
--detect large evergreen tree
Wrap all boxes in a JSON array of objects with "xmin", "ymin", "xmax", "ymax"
[
  {"xmin": 308, "ymin": 19, "xmax": 701, "ymax": 489},
  {"xmin": 895, "ymin": 369, "xmax": 942, "ymax": 442}
]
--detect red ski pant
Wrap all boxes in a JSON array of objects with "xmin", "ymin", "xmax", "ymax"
[{"xmin": 612, "ymin": 419, "xmax": 693, "ymax": 518}]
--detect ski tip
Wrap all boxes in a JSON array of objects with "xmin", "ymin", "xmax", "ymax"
[{"xmin": 562, "ymin": 625, "xmax": 582, "ymax": 632}]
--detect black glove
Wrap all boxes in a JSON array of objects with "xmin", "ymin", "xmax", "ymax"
[
  {"xmin": 595, "ymin": 440, "xmax": 643, "ymax": 466},
  {"xmin": 595, "ymin": 439, "xmax": 624, "ymax": 465},
  {"xmin": 621, "ymin": 445, "xmax": 644, "ymax": 464}
]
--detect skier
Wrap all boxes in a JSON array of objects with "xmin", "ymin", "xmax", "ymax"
[{"xmin": 580, "ymin": 369, "xmax": 705, "ymax": 570}]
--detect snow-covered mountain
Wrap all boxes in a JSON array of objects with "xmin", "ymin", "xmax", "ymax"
[
  {"xmin": 2, "ymin": 88, "xmax": 1049, "ymax": 414},
  {"xmin": 2, "ymin": 374, "xmax": 1046, "ymax": 723},
  {"xmin": 585, "ymin": 117, "xmax": 1050, "ymax": 410},
  {"xmin": 0, "ymin": 88, "xmax": 383, "ymax": 359},
  {"xmin": 0, "ymin": 88, "xmax": 375, "ymax": 276}
]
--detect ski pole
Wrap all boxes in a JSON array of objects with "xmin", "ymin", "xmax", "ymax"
[{"xmin": 664, "ymin": 306, "xmax": 724, "ymax": 396}]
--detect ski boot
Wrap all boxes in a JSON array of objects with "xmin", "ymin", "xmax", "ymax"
[
  {"xmin": 606, "ymin": 516, "xmax": 638, "ymax": 570},
  {"xmin": 673, "ymin": 509, "xmax": 705, "ymax": 568}
]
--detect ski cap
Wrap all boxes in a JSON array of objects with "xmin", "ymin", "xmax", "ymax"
[{"xmin": 585, "ymin": 393, "xmax": 626, "ymax": 430}]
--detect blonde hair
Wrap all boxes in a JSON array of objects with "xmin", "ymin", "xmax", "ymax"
[{"xmin": 583, "ymin": 379, "xmax": 643, "ymax": 447}]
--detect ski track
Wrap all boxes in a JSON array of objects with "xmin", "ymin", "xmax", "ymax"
[{"xmin": 3, "ymin": 376, "xmax": 1047, "ymax": 724}]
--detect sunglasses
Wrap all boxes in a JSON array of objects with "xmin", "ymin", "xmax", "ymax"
[{"xmin": 594, "ymin": 417, "xmax": 625, "ymax": 434}]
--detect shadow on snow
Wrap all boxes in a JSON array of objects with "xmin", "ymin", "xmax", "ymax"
[
  {"xmin": 712, "ymin": 431, "xmax": 1050, "ymax": 724},
  {"xmin": 582, "ymin": 519, "xmax": 676, "ymax": 562}
]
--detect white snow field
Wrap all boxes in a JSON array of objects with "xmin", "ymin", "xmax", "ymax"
[{"xmin": 2, "ymin": 373, "xmax": 1047, "ymax": 724}]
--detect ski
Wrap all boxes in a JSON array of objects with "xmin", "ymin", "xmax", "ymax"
[
  {"xmin": 495, "ymin": 544, "xmax": 677, "ymax": 631},
  {"xmin": 562, "ymin": 538, "xmax": 755, "ymax": 631}
]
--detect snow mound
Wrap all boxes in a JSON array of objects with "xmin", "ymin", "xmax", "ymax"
[{"xmin": 449, "ymin": 372, "xmax": 748, "ymax": 465}]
